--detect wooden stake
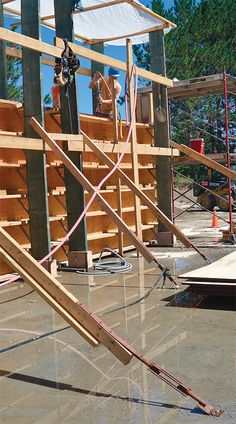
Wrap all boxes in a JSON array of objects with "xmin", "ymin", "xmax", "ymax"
[
  {"xmin": 112, "ymin": 79, "xmax": 124, "ymax": 254},
  {"xmin": 126, "ymin": 38, "xmax": 142, "ymax": 246}
]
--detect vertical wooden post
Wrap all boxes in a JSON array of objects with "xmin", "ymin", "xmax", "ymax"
[
  {"xmin": 126, "ymin": 39, "xmax": 142, "ymax": 245},
  {"xmin": 54, "ymin": 0, "xmax": 88, "ymax": 252},
  {"xmin": 112, "ymin": 80, "xmax": 118, "ymax": 144},
  {"xmin": 21, "ymin": 0, "xmax": 51, "ymax": 260},
  {"xmin": 112, "ymin": 79, "xmax": 123, "ymax": 254},
  {"xmin": 91, "ymin": 42, "xmax": 104, "ymax": 114},
  {"xmin": 149, "ymin": 30, "xmax": 173, "ymax": 246},
  {"xmin": 0, "ymin": 0, "xmax": 7, "ymax": 99}
]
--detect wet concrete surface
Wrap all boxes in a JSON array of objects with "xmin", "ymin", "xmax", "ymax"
[{"xmin": 0, "ymin": 247, "xmax": 236, "ymax": 423}]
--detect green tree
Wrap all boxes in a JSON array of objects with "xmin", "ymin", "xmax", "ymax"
[
  {"xmin": 6, "ymin": 29, "xmax": 51, "ymax": 105},
  {"xmin": 134, "ymin": 0, "xmax": 236, "ymax": 178}
]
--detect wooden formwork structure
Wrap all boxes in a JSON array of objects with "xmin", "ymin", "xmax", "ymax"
[
  {"xmin": 0, "ymin": 1, "xmax": 178, "ymax": 275},
  {"xmin": 1, "ymin": 4, "xmax": 235, "ymax": 275},
  {"xmin": 0, "ymin": 2, "xmax": 225, "ymax": 415},
  {"xmin": 0, "ymin": 98, "xmax": 182, "ymax": 275}
]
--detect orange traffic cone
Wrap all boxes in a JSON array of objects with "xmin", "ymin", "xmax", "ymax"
[{"xmin": 212, "ymin": 207, "xmax": 219, "ymax": 228}]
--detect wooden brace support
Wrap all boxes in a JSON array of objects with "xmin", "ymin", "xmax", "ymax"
[
  {"xmin": 0, "ymin": 227, "xmax": 132, "ymax": 365},
  {"xmin": 172, "ymin": 141, "xmax": 236, "ymax": 180}
]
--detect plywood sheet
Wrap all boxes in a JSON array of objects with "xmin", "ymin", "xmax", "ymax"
[
  {"xmin": 182, "ymin": 280, "xmax": 236, "ymax": 286},
  {"xmin": 179, "ymin": 252, "xmax": 236, "ymax": 282}
]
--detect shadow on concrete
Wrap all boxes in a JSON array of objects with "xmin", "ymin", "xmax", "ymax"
[
  {"xmin": 0, "ymin": 369, "xmax": 195, "ymax": 412},
  {"xmin": 163, "ymin": 289, "xmax": 236, "ymax": 311}
]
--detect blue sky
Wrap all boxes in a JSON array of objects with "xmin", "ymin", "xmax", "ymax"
[{"xmin": 4, "ymin": 0, "xmax": 175, "ymax": 117}]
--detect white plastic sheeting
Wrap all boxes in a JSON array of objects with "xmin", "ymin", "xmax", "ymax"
[{"xmin": 4, "ymin": 0, "xmax": 173, "ymax": 45}]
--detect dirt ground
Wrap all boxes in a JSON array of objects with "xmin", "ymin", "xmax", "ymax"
[{"xmin": 0, "ymin": 199, "xmax": 236, "ymax": 424}]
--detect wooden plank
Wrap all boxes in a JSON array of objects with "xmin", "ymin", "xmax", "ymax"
[
  {"xmin": 0, "ymin": 246, "xmax": 98, "ymax": 347},
  {"xmin": 172, "ymin": 141, "xmax": 236, "ymax": 180},
  {"xmin": 81, "ymin": 130, "xmax": 192, "ymax": 248},
  {"xmin": 182, "ymin": 280, "xmax": 236, "ymax": 286},
  {"xmin": 0, "ymin": 227, "xmax": 133, "ymax": 365},
  {"xmin": 56, "ymin": 37, "xmax": 173, "ymax": 87},
  {"xmin": 85, "ymin": 24, "xmax": 169, "ymax": 45},
  {"xmin": 126, "ymin": 39, "xmax": 142, "ymax": 244},
  {"xmin": 0, "ymin": 99, "xmax": 22, "ymax": 109},
  {"xmin": 0, "ymin": 27, "xmax": 173, "ymax": 86},
  {"xmin": 179, "ymin": 252, "xmax": 236, "ymax": 281},
  {"xmin": 74, "ymin": 0, "xmax": 127, "ymax": 14},
  {"xmin": 0, "ymin": 27, "xmax": 63, "ymax": 57},
  {"xmin": 128, "ymin": 0, "xmax": 176, "ymax": 27},
  {"xmin": 41, "ymin": 0, "xmax": 127, "ymax": 21},
  {"xmin": 0, "ymin": 134, "xmax": 179, "ymax": 156},
  {"xmin": 0, "ymin": 0, "xmax": 7, "ymax": 99},
  {"xmin": 30, "ymin": 117, "xmax": 155, "ymax": 263},
  {"xmin": 111, "ymin": 78, "xmax": 124, "ymax": 254},
  {"xmin": 79, "ymin": 112, "xmax": 153, "ymax": 127},
  {"xmin": 5, "ymin": 45, "xmax": 91, "ymax": 76}
]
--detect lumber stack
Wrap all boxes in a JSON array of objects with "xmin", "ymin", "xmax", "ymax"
[{"xmin": 179, "ymin": 252, "xmax": 236, "ymax": 296}]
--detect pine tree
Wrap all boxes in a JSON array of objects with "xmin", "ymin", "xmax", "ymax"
[
  {"xmin": 6, "ymin": 28, "xmax": 51, "ymax": 105},
  {"xmin": 134, "ymin": 0, "xmax": 236, "ymax": 174}
]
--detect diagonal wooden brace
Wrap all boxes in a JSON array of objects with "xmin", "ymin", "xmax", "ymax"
[
  {"xmin": 172, "ymin": 140, "xmax": 236, "ymax": 180},
  {"xmin": 0, "ymin": 227, "xmax": 132, "ymax": 365},
  {"xmin": 81, "ymin": 130, "xmax": 210, "ymax": 263},
  {"xmin": 30, "ymin": 118, "xmax": 180, "ymax": 287}
]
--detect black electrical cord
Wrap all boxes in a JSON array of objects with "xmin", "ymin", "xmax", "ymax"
[
  {"xmin": 59, "ymin": 248, "xmax": 133, "ymax": 275},
  {"xmin": 0, "ymin": 267, "xmax": 172, "ymax": 354},
  {"xmin": 0, "ymin": 326, "xmax": 70, "ymax": 354},
  {"xmin": 100, "ymin": 267, "xmax": 170, "ymax": 317},
  {"xmin": 0, "ymin": 289, "xmax": 34, "ymax": 305}
]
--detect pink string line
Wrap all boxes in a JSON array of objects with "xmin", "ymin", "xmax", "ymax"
[{"xmin": 1, "ymin": 66, "xmax": 138, "ymax": 288}]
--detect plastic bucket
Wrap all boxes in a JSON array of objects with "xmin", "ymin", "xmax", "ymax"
[
  {"xmin": 52, "ymin": 85, "xmax": 60, "ymax": 110},
  {"xmin": 189, "ymin": 138, "xmax": 205, "ymax": 154}
]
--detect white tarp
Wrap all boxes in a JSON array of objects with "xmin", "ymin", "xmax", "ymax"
[{"xmin": 4, "ymin": 0, "xmax": 173, "ymax": 46}]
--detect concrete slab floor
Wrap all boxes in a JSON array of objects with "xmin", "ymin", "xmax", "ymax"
[{"xmin": 0, "ymin": 247, "xmax": 235, "ymax": 424}]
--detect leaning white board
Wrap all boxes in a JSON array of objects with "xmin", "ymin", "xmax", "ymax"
[{"xmin": 179, "ymin": 251, "xmax": 236, "ymax": 282}]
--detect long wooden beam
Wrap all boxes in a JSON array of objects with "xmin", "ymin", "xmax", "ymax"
[
  {"xmin": 29, "ymin": 117, "xmax": 155, "ymax": 263},
  {"xmin": 172, "ymin": 140, "xmax": 236, "ymax": 180},
  {"xmin": 0, "ymin": 134, "xmax": 179, "ymax": 156},
  {"xmin": 41, "ymin": 0, "xmax": 127, "ymax": 21},
  {"xmin": 85, "ymin": 24, "xmax": 170, "ymax": 45},
  {"xmin": 0, "ymin": 26, "xmax": 62, "ymax": 57},
  {"xmin": 0, "ymin": 27, "xmax": 173, "ymax": 86},
  {"xmin": 0, "ymin": 227, "xmax": 132, "ymax": 365},
  {"xmin": 128, "ymin": 0, "xmax": 176, "ymax": 27},
  {"xmin": 0, "ymin": 246, "xmax": 99, "ymax": 348},
  {"xmin": 126, "ymin": 38, "xmax": 142, "ymax": 243},
  {"xmin": 81, "ymin": 130, "xmax": 192, "ymax": 248},
  {"xmin": 55, "ymin": 37, "xmax": 173, "ymax": 87},
  {"xmin": 5, "ymin": 45, "xmax": 91, "ymax": 76}
]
